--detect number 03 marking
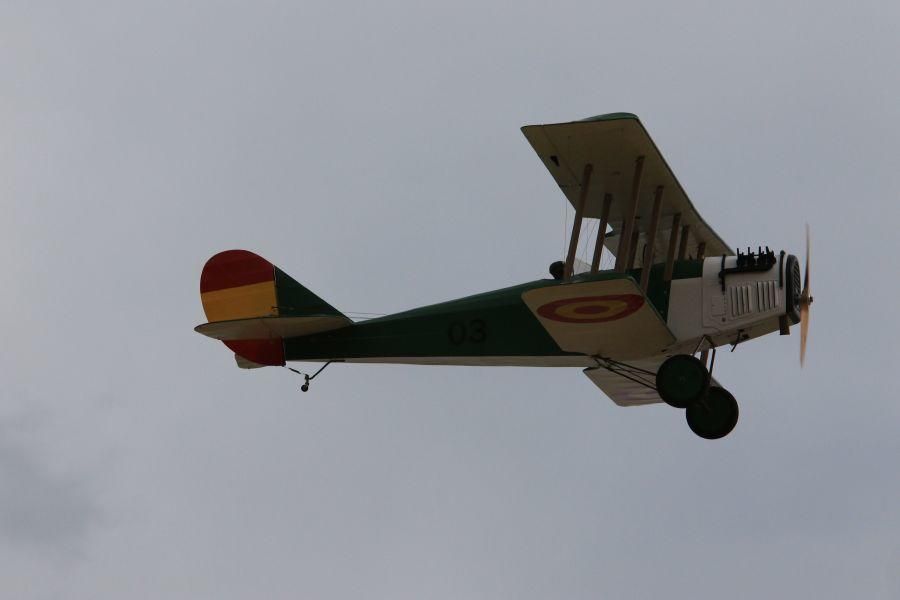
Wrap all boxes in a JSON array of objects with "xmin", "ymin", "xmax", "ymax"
[{"xmin": 448, "ymin": 319, "xmax": 487, "ymax": 345}]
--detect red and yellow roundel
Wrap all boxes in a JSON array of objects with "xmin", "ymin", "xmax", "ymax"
[{"xmin": 536, "ymin": 294, "xmax": 644, "ymax": 323}]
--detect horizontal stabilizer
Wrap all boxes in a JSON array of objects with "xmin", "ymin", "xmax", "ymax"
[{"xmin": 195, "ymin": 315, "xmax": 352, "ymax": 341}]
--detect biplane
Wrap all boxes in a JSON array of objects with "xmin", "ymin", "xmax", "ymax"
[{"xmin": 195, "ymin": 113, "xmax": 812, "ymax": 439}]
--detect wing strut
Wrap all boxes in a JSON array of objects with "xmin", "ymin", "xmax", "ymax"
[
  {"xmin": 615, "ymin": 155, "xmax": 645, "ymax": 272},
  {"xmin": 640, "ymin": 186, "xmax": 665, "ymax": 291},
  {"xmin": 589, "ymin": 194, "xmax": 612, "ymax": 273},
  {"xmin": 677, "ymin": 224, "xmax": 691, "ymax": 260},
  {"xmin": 627, "ymin": 230, "xmax": 640, "ymax": 270},
  {"xmin": 663, "ymin": 212, "xmax": 682, "ymax": 281},
  {"xmin": 564, "ymin": 164, "xmax": 593, "ymax": 280}
]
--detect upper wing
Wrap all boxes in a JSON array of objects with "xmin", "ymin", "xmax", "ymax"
[{"xmin": 521, "ymin": 113, "xmax": 732, "ymax": 265}]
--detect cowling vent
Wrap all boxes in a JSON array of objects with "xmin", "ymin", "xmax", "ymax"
[{"xmin": 729, "ymin": 284, "xmax": 753, "ymax": 318}]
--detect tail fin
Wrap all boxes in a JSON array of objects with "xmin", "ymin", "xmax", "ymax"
[{"xmin": 196, "ymin": 250, "xmax": 350, "ymax": 366}]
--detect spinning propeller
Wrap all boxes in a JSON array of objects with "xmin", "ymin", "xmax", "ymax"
[{"xmin": 799, "ymin": 224, "xmax": 813, "ymax": 366}]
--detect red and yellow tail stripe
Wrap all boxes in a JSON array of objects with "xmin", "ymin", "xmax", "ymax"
[
  {"xmin": 200, "ymin": 250, "xmax": 284, "ymax": 366},
  {"xmin": 200, "ymin": 250, "xmax": 279, "ymax": 323}
]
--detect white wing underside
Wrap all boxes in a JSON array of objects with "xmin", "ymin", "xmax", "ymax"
[
  {"xmin": 584, "ymin": 359, "xmax": 723, "ymax": 407},
  {"xmin": 522, "ymin": 114, "xmax": 733, "ymax": 266},
  {"xmin": 583, "ymin": 359, "xmax": 665, "ymax": 406}
]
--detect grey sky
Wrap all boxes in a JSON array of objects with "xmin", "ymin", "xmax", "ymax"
[{"xmin": 2, "ymin": 1, "xmax": 899, "ymax": 598}]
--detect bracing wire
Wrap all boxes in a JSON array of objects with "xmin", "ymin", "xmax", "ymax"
[
  {"xmin": 580, "ymin": 218, "xmax": 597, "ymax": 269},
  {"xmin": 339, "ymin": 310, "xmax": 388, "ymax": 321}
]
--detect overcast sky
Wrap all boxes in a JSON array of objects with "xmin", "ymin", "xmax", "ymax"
[{"xmin": 2, "ymin": 1, "xmax": 899, "ymax": 598}]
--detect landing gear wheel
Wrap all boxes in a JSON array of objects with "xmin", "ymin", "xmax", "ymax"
[
  {"xmin": 686, "ymin": 386, "xmax": 739, "ymax": 440},
  {"xmin": 655, "ymin": 355, "xmax": 709, "ymax": 409}
]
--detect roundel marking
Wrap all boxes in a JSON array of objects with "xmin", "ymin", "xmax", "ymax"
[{"xmin": 536, "ymin": 294, "xmax": 644, "ymax": 323}]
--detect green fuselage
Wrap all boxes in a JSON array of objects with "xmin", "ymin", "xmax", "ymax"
[{"xmin": 284, "ymin": 262, "xmax": 699, "ymax": 363}]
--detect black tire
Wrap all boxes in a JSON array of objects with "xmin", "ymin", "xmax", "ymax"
[
  {"xmin": 655, "ymin": 355, "xmax": 709, "ymax": 409},
  {"xmin": 686, "ymin": 386, "xmax": 739, "ymax": 440}
]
